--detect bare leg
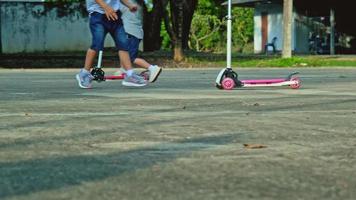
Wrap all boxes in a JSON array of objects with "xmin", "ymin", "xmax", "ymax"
[
  {"xmin": 120, "ymin": 58, "xmax": 151, "ymax": 69},
  {"xmin": 134, "ymin": 58, "xmax": 151, "ymax": 69},
  {"xmin": 84, "ymin": 48, "xmax": 97, "ymax": 71},
  {"xmin": 118, "ymin": 51, "xmax": 132, "ymax": 70}
]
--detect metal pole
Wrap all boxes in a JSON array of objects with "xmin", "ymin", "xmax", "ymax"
[
  {"xmin": 97, "ymin": 50, "xmax": 103, "ymax": 68},
  {"xmin": 226, "ymin": 0, "xmax": 232, "ymax": 69}
]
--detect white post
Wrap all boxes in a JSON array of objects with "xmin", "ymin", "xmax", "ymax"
[
  {"xmin": 226, "ymin": 0, "xmax": 232, "ymax": 69},
  {"xmin": 330, "ymin": 8, "xmax": 335, "ymax": 55}
]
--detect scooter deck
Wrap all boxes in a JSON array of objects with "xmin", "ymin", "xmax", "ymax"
[
  {"xmin": 104, "ymin": 74, "xmax": 125, "ymax": 80},
  {"xmin": 241, "ymin": 80, "xmax": 299, "ymax": 87},
  {"xmin": 241, "ymin": 78, "xmax": 286, "ymax": 84}
]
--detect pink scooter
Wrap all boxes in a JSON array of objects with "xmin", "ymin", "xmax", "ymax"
[
  {"xmin": 91, "ymin": 51, "xmax": 148, "ymax": 81},
  {"xmin": 215, "ymin": 0, "xmax": 301, "ymax": 90},
  {"xmin": 216, "ymin": 68, "xmax": 301, "ymax": 90}
]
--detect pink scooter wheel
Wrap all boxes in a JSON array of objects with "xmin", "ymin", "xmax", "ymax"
[
  {"xmin": 290, "ymin": 77, "xmax": 301, "ymax": 89},
  {"xmin": 222, "ymin": 77, "xmax": 235, "ymax": 90},
  {"xmin": 140, "ymin": 70, "xmax": 149, "ymax": 81}
]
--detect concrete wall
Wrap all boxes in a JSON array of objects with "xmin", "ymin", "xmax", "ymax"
[
  {"xmin": 0, "ymin": 1, "xmax": 115, "ymax": 53},
  {"xmin": 253, "ymin": 3, "xmax": 310, "ymax": 54}
]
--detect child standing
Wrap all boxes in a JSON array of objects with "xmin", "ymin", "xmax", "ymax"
[
  {"xmin": 76, "ymin": 0, "xmax": 147, "ymax": 88},
  {"xmin": 119, "ymin": 0, "xmax": 162, "ymax": 83}
]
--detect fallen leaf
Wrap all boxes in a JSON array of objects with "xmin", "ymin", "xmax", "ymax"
[{"xmin": 243, "ymin": 144, "xmax": 267, "ymax": 149}]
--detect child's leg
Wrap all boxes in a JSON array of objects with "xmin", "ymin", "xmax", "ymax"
[
  {"xmin": 111, "ymin": 24, "xmax": 134, "ymax": 72},
  {"xmin": 76, "ymin": 12, "xmax": 106, "ymax": 88},
  {"xmin": 84, "ymin": 48, "xmax": 97, "ymax": 71},
  {"xmin": 111, "ymin": 22, "xmax": 146, "ymax": 86},
  {"xmin": 86, "ymin": 12, "xmax": 106, "ymax": 70},
  {"xmin": 133, "ymin": 58, "xmax": 150, "ymax": 69},
  {"xmin": 135, "ymin": 57, "xmax": 162, "ymax": 83},
  {"xmin": 118, "ymin": 50, "xmax": 133, "ymax": 71}
]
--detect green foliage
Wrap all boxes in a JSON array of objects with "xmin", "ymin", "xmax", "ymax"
[
  {"xmin": 160, "ymin": 22, "xmax": 171, "ymax": 50},
  {"xmin": 189, "ymin": 14, "xmax": 222, "ymax": 51},
  {"xmin": 183, "ymin": 54, "xmax": 356, "ymax": 68},
  {"xmin": 231, "ymin": 7, "xmax": 254, "ymax": 51},
  {"xmin": 189, "ymin": 3, "xmax": 254, "ymax": 53},
  {"xmin": 195, "ymin": 0, "xmax": 222, "ymax": 16}
]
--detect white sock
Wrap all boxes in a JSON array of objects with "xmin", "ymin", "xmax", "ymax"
[
  {"xmin": 82, "ymin": 68, "xmax": 90, "ymax": 73},
  {"xmin": 126, "ymin": 69, "xmax": 134, "ymax": 77},
  {"xmin": 148, "ymin": 65, "xmax": 156, "ymax": 71}
]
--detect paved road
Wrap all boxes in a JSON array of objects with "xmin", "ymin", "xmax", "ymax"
[{"xmin": 0, "ymin": 68, "xmax": 356, "ymax": 200}]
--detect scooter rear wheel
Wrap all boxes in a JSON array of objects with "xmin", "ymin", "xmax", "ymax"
[
  {"xmin": 222, "ymin": 77, "xmax": 235, "ymax": 90},
  {"xmin": 290, "ymin": 77, "xmax": 301, "ymax": 89},
  {"xmin": 140, "ymin": 70, "xmax": 149, "ymax": 81}
]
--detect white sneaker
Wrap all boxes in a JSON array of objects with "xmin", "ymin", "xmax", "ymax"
[
  {"xmin": 149, "ymin": 65, "xmax": 162, "ymax": 83},
  {"xmin": 122, "ymin": 73, "xmax": 147, "ymax": 87},
  {"xmin": 75, "ymin": 68, "xmax": 93, "ymax": 89}
]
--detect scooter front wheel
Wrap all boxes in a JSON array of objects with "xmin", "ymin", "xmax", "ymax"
[{"xmin": 222, "ymin": 77, "xmax": 235, "ymax": 90}]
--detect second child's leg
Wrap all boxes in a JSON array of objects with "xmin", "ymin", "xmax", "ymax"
[
  {"xmin": 118, "ymin": 33, "xmax": 162, "ymax": 83},
  {"xmin": 134, "ymin": 58, "xmax": 162, "ymax": 83},
  {"xmin": 113, "ymin": 24, "xmax": 147, "ymax": 87},
  {"xmin": 134, "ymin": 58, "xmax": 150, "ymax": 68}
]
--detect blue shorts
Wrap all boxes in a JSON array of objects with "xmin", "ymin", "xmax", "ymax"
[
  {"xmin": 89, "ymin": 11, "xmax": 129, "ymax": 51},
  {"xmin": 126, "ymin": 34, "xmax": 141, "ymax": 62}
]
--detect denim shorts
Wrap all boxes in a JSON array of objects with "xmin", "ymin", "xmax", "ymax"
[
  {"xmin": 126, "ymin": 34, "xmax": 141, "ymax": 62},
  {"xmin": 89, "ymin": 11, "xmax": 129, "ymax": 51}
]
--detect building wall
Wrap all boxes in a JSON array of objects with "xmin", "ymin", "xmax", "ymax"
[
  {"xmin": 254, "ymin": 3, "xmax": 284, "ymax": 53},
  {"xmin": 0, "ymin": 1, "xmax": 115, "ymax": 53},
  {"xmin": 294, "ymin": 14, "xmax": 312, "ymax": 53},
  {"xmin": 253, "ymin": 3, "xmax": 310, "ymax": 54}
]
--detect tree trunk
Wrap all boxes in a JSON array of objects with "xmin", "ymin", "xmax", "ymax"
[
  {"xmin": 182, "ymin": 0, "xmax": 198, "ymax": 49},
  {"xmin": 143, "ymin": 0, "xmax": 165, "ymax": 51},
  {"xmin": 170, "ymin": 0, "xmax": 184, "ymax": 61},
  {"xmin": 282, "ymin": 0, "xmax": 293, "ymax": 58}
]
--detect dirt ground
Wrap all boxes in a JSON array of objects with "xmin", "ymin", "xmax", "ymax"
[{"xmin": 0, "ymin": 68, "xmax": 356, "ymax": 200}]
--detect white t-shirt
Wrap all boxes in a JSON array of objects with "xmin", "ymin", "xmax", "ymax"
[
  {"xmin": 86, "ymin": 0, "xmax": 121, "ymax": 14},
  {"xmin": 120, "ymin": 0, "xmax": 144, "ymax": 39}
]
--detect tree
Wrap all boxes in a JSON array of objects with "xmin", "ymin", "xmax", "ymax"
[
  {"xmin": 170, "ymin": 0, "xmax": 184, "ymax": 61},
  {"xmin": 282, "ymin": 0, "xmax": 293, "ymax": 58},
  {"xmin": 143, "ymin": 0, "xmax": 197, "ymax": 61},
  {"xmin": 143, "ymin": 0, "xmax": 167, "ymax": 51},
  {"xmin": 168, "ymin": 0, "xmax": 198, "ymax": 61},
  {"xmin": 182, "ymin": 0, "xmax": 198, "ymax": 49},
  {"xmin": 143, "ymin": 0, "xmax": 253, "ymax": 57}
]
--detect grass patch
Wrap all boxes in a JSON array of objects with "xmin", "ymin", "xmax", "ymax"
[
  {"xmin": 2, "ymin": 50, "xmax": 356, "ymax": 68},
  {"xmin": 184, "ymin": 53, "xmax": 356, "ymax": 68}
]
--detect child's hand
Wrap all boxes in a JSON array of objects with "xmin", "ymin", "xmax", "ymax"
[
  {"xmin": 103, "ymin": 5, "xmax": 118, "ymax": 21},
  {"xmin": 128, "ymin": 4, "xmax": 138, "ymax": 12}
]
